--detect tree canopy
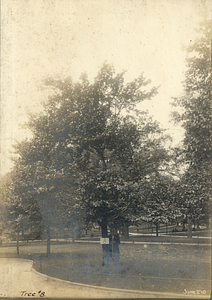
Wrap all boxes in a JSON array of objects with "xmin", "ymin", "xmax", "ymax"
[
  {"xmin": 172, "ymin": 18, "xmax": 211, "ymax": 229},
  {"xmin": 12, "ymin": 63, "xmax": 170, "ymax": 235}
]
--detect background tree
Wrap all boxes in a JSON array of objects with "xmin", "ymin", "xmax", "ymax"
[
  {"xmin": 0, "ymin": 170, "xmax": 43, "ymax": 254},
  {"xmin": 10, "ymin": 166, "xmax": 43, "ymax": 240},
  {"xmin": 172, "ymin": 18, "xmax": 211, "ymax": 237},
  {"xmin": 12, "ymin": 138, "xmax": 78, "ymax": 256},
  {"xmin": 139, "ymin": 174, "xmax": 178, "ymax": 236},
  {"xmin": 0, "ymin": 173, "xmax": 13, "ymax": 242}
]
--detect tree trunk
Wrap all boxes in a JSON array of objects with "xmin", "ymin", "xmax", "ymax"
[
  {"xmin": 182, "ymin": 220, "xmax": 186, "ymax": 231},
  {"xmin": 113, "ymin": 232, "xmax": 120, "ymax": 274},
  {"xmin": 124, "ymin": 224, "xmax": 129, "ymax": 239},
  {"xmin": 156, "ymin": 223, "xmax": 159, "ymax": 237},
  {"xmin": 72, "ymin": 227, "xmax": 75, "ymax": 243},
  {"xmin": 187, "ymin": 217, "xmax": 192, "ymax": 238},
  {"xmin": 102, "ymin": 222, "xmax": 107, "ymax": 237},
  {"xmin": 46, "ymin": 225, "xmax": 51, "ymax": 256},
  {"xmin": 17, "ymin": 232, "xmax": 19, "ymax": 256},
  {"xmin": 197, "ymin": 220, "xmax": 200, "ymax": 229},
  {"xmin": 102, "ymin": 222, "xmax": 109, "ymax": 267},
  {"xmin": 206, "ymin": 216, "xmax": 210, "ymax": 229}
]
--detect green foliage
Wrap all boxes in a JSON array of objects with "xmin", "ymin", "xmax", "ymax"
[
  {"xmin": 172, "ymin": 19, "xmax": 211, "ymax": 222},
  {"xmin": 12, "ymin": 63, "xmax": 170, "ymax": 230},
  {"xmin": 0, "ymin": 170, "xmax": 43, "ymax": 240},
  {"xmin": 140, "ymin": 174, "xmax": 180, "ymax": 224},
  {"xmin": 0, "ymin": 173, "xmax": 13, "ymax": 238}
]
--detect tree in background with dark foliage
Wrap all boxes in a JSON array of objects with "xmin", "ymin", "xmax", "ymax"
[{"xmin": 172, "ymin": 18, "xmax": 211, "ymax": 237}]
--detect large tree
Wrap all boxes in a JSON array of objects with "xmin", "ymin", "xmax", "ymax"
[
  {"xmin": 172, "ymin": 19, "xmax": 211, "ymax": 237},
  {"xmin": 13, "ymin": 64, "xmax": 169, "ymax": 264}
]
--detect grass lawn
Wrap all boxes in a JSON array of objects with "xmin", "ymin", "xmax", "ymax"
[{"xmin": 31, "ymin": 242, "xmax": 211, "ymax": 295}]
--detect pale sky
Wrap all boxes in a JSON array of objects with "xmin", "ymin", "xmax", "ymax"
[{"xmin": 1, "ymin": 0, "xmax": 209, "ymax": 176}]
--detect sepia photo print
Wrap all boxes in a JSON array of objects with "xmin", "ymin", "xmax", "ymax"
[{"xmin": 0, "ymin": 0, "xmax": 211, "ymax": 298}]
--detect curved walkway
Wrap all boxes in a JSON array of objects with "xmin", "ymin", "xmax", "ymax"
[{"xmin": 0, "ymin": 258, "xmax": 209, "ymax": 299}]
